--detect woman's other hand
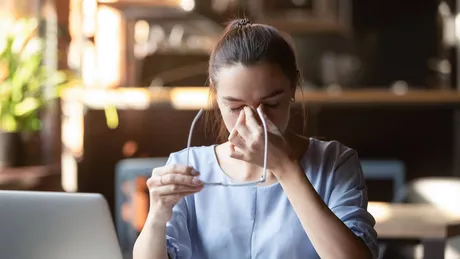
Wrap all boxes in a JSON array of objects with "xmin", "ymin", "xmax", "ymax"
[{"xmin": 146, "ymin": 164, "xmax": 203, "ymax": 225}]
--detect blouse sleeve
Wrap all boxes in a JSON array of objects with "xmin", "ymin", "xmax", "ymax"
[
  {"xmin": 164, "ymin": 153, "xmax": 192, "ymax": 259},
  {"xmin": 328, "ymin": 150, "xmax": 379, "ymax": 259}
]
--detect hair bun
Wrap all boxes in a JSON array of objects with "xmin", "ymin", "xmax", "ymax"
[{"xmin": 237, "ymin": 18, "xmax": 252, "ymax": 27}]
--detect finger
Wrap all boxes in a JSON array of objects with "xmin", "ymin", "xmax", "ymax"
[
  {"xmin": 161, "ymin": 173, "xmax": 203, "ymax": 186},
  {"xmin": 152, "ymin": 164, "xmax": 199, "ymax": 177},
  {"xmin": 233, "ymin": 125, "xmax": 251, "ymax": 143},
  {"xmin": 153, "ymin": 184, "xmax": 203, "ymax": 196},
  {"xmin": 228, "ymin": 133, "xmax": 246, "ymax": 150},
  {"xmin": 160, "ymin": 190, "xmax": 201, "ymax": 205},
  {"xmin": 148, "ymin": 173, "xmax": 202, "ymax": 187},
  {"xmin": 228, "ymin": 113, "xmax": 247, "ymax": 149},
  {"xmin": 228, "ymin": 110, "xmax": 250, "ymax": 148},
  {"xmin": 228, "ymin": 110, "xmax": 244, "ymax": 140},
  {"xmin": 228, "ymin": 143, "xmax": 245, "ymax": 160},
  {"xmin": 166, "ymin": 191, "xmax": 200, "ymax": 204},
  {"xmin": 243, "ymin": 106, "xmax": 262, "ymax": 134},
  {"xmin": 234, "ymin": 109, "xmax": 251, "ymax": 139}
]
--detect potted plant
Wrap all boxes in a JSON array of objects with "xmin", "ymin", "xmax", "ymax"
[{"xmin": 0, "ymin": 18, "xmax": 70, "ymax": 168}]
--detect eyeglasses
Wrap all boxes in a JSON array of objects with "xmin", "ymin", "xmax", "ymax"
[{"xmin": 186, "ymin": 108, "xmax": 268, "ymax": 187}]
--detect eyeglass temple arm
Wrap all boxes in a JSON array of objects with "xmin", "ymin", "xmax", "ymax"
[
  {"xmin": 257, "ymin": 107, "xmax": 268, "ymax": 181},
  {"xmin": 186, "ymin": 109, "xmax": 204, "ymax": 165},
  {"xmin": 186, "ymin": 107, "xmax": 268, "ymax": 184}
]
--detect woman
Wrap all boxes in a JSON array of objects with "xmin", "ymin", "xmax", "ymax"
[{"xmin": 134, "ymin": 18, "xmax": 378, "ymax": 259}]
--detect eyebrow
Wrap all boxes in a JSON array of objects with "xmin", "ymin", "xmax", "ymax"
[{"xmin": 222, "ymin": 89, "xmax": 285, "ymax": 102}]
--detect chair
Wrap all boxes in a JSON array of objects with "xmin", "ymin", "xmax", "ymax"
[
  {"xmin": 114, "ymin": 157, "xmax": 168, "ymax": 259},
  {"xmin": 360, "ymin": 159, "xmax": 406, "ymax": 259},
  {"xmin": 360, "ymin": 160, "xmax": 406, "ymax": 202}
]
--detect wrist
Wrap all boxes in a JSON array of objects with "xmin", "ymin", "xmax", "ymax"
[
  {"xmin": 145, "ymin": 213, "xmax": 168, "ymax": 228},
  {"xmin": 147, "ymin": 205, "xmax": 172, "ymax": 226},
  {"xmin": 272, "ymin": 157, "xmax": 300, "ymax": 180}
]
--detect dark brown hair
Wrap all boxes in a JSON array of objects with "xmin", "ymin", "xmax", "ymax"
[{"xmin": 205, "ymin": 18, "xmax": 304, "ymax": 142}]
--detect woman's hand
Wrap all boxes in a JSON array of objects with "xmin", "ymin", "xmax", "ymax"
[
  {"xmin": 146, "ymin": 164, "xmax": 204, "ymax": 225},
  {"xmin": 227, "ymin": 105, "xmax": 294, "ymax": 176}
]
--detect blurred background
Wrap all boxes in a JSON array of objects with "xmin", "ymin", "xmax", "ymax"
[{"xmin": 1, "ymin": 0, "xmax": 460, "ymax": 258}]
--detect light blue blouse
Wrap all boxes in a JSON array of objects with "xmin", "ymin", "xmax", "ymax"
[{"xmin": 165, "ymin": 138, "xmax": 378, "ymax": 259}]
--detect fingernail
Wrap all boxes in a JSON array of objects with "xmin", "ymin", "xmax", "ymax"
[
  {"xmin": 193, "ymin": 177, "xmax": 202, "ymax": 184},
  {"xmin": 191, "ymin": 170, "xmax": 200, "ymax": 175}
]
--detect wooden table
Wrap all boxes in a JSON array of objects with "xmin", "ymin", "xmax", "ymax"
[{"xmin": 369, "ymin": 202, "xmax": 460, "ymax": 259}]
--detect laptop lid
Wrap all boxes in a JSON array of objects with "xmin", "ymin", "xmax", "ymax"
[{"xmin": 0, "ymin": 190, "xmax": 123, "ymax": 259}]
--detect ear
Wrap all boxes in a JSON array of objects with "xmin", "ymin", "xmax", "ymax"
[
  {"xmin": 293, "ymin": 70, "xmax": 300, "ymax": 88},
  {"xmin": 289, "ymin": 87, "xmax": 296, "ymax": 103}
]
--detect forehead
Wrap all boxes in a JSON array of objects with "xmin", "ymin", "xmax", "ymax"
[{"xmin": 216, "ymin": 62, "xmax": 290, "ymax": 98}]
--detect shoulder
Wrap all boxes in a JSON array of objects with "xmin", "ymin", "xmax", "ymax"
[
  {"xmin": 304, "ymin": 138, "xmax": 364, "ymax": 188},
  {"xmin": 306, "ymin": 138, "xmax": 358, "ymax": 170}
]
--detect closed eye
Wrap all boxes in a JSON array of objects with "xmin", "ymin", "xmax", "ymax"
[
  {"xmin": 229, "ymin": 106, "xmax": 244, "ymax": 113},
  {"xmin": 263, "ymin": 102, "xmax": 280, "ymax": 109}
]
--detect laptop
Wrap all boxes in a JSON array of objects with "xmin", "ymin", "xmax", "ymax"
[{"xmin": 0, "ymin": 190, "xmax": 123, "ymax": 259}]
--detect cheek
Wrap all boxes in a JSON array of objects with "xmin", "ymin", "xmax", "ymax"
[
  {"xmin": 221, "ymin": 110, "xmax": 240, "ymax": 132},
  {"xmin": 265, "ymin": 104, "xmax": 290, "ymax": 132},
  {"xmin": 217, "ymin": 101, "xmax": 237, "ymax": 132}
]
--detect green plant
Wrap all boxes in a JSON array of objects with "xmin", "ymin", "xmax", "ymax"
[
  {"xmin": 0, "ymin": 18, "xmax": 70, "ymax": 132},
  {"xmin": 1, "ymin": 18, "xmax": 119, "ymax": 132}
]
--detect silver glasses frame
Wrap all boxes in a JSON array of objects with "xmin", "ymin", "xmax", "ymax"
[{"xmin": 185, "ymin": 108, "xmax": 268, "ymax": 186}]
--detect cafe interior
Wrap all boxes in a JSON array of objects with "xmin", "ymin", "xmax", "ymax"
[{"xmin": 1, "ymin": 0, "xmax": 460, "ymax": 258}]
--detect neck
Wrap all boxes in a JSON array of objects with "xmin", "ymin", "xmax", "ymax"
[{"xmin": 284, "ymin": 130, "xmax": 310, "ymax": 161}]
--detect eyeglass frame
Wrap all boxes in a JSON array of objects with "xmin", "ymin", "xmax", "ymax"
[{"xmin": 185, "ymin": 107, "xmax": 268, "ymax": 187}]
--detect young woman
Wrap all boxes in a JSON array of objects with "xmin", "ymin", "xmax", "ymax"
[{"xmin": 134, "ymin": 18, "xmax": 378, "ymax": 259}]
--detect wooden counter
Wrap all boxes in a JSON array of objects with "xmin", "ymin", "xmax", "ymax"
[
  {"xmin": 369, "ymin": 202, "xmax": 460, "ymax": 239},
  {"xmin": 369, "ymin": 201, "xmax": 460, "ymax": 259}
]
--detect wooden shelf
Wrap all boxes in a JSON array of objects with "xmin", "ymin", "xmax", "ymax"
[
  {"xmin": 98, "ymin": 0, "xmax": 181, "ymax": 8},
  {"xmin": 61, "ymin": 87, "xmax": 460, "ymax": 110},
  {"xmin": 295, "ymin": 89, "xmax": 460, "ymax": 105},
  {"xmin": 97, "ymin": 0, "xmax": 189, "ymax": 18}
]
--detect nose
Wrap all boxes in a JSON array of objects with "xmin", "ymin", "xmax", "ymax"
[
  {"xmin": 244, "ymin": 105, "xmax": 264, "ymax": 119},
  {"xmin": 247, "ymin": 103, "xmax": 263, "ymax": 111}
]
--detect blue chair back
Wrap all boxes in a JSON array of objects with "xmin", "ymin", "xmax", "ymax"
[
  {"xmin": 360, "ymin": 160, "xmax": 406, "ymax": 202},
  {"xmin": 114, "ymin": 157, "xmax": 168, "ymax": 258}
]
